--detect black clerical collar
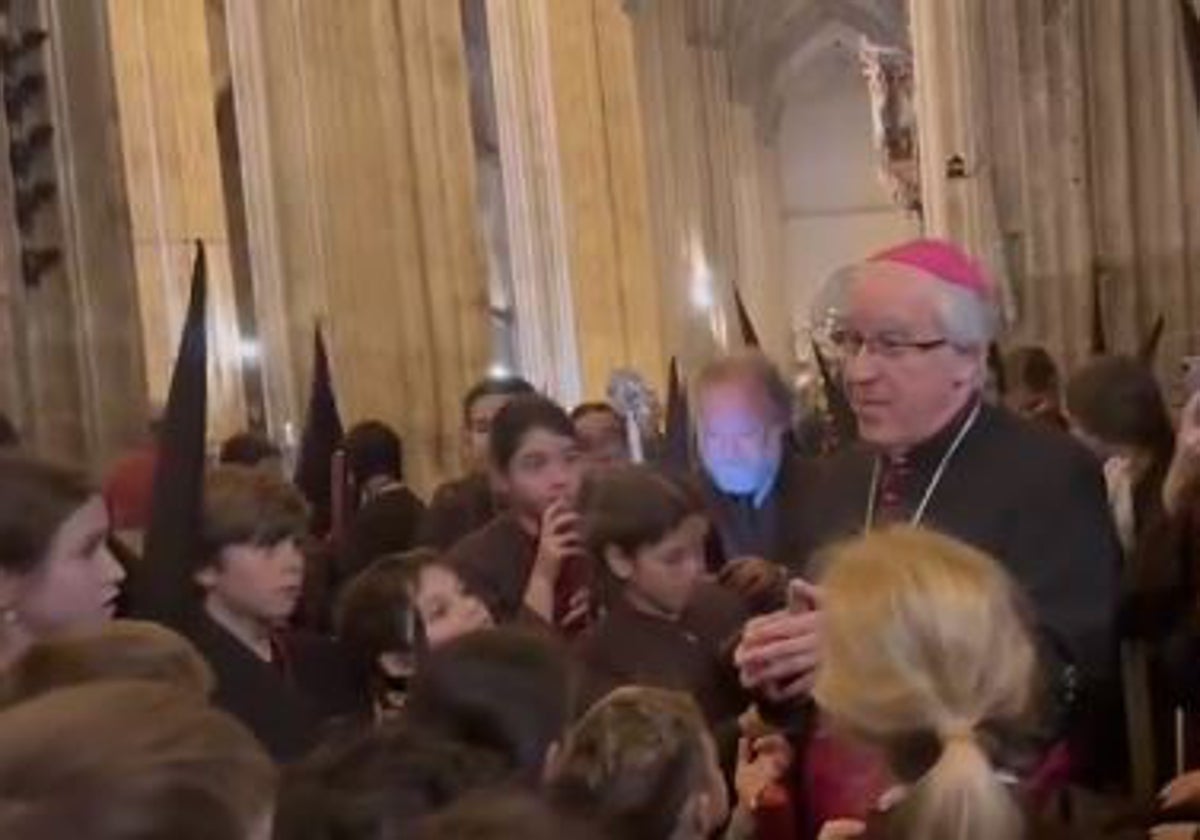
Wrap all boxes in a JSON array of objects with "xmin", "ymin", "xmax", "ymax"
[{"xmin": 889, "ymin": 396, "xmax": 983, "ymax": 472}]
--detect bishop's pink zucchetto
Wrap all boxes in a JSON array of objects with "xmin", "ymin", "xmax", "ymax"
[{"xmin": 866, "ymin": 238, "xmax": 992, "ymax": 299}]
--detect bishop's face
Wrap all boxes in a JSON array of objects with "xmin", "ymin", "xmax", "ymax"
[{"xmin": 838, "ymin": 270, "xmax": 982, "ymax": 453}]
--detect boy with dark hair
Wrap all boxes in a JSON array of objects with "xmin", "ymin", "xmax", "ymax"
[
  {"xmin": 421, "ymin": 376, "xmax": 536, "ymax": 549},
  {"xmin": 576, "ymin": 464, "xmax": 748, "ymax": 726},
  {"xmin": 178, "ymin": 466, "xmax": 365, "ymax": 761},
  {"xmin": 446, "ymin": 395, "xmax": 590, "ymax": 634},
  {"xmin": 571, "ymin": 402, "xmax": 630, "ymax": 472},
  {"xmin": 341, "ymin": 420, "xmax": 426, "ymax": 581}
]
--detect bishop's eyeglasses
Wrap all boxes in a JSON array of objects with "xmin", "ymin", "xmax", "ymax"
[{"xmin": 816, "ymin": 327, "xmax": 950, "ymax": 362}]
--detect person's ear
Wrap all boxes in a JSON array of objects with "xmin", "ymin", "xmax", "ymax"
[
  {"xmin": 605, "ymin": 546, "xmax": 634, "ymax": 581},
  {"xmin": 951, "ymin": 347, "xmax": 985, "ymax": 390},
  {"xmin": 675, "ymin": 792, "xmax": 712, "ymax": 840},
  {"xmin": 193, "ymin": 564, "xmax": 219, "ymax": 591},
  {"xmin": 541, "ymin": 739, "xmax": 563, "ymax": 785}
]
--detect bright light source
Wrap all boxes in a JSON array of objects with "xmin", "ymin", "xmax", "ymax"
[
  {"xmin": 488, "ymin": 362, "xmax": 512, "ymax": 379},
  {"xmin": 687, "ymin": 234, "xmax": 714, "ymax": 312},
  {"xmin": 238, "ymin": 338, "xmax": 260, "ymax": 362}
]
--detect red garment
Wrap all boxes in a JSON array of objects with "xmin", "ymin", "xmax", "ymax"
[
  {"xmin": 801, "ymin": 724, "xmax": 892, "ymax": 837},
  {"xmin": 784, "ymin": 719, "xmax": 1071, "ymax": 840},
  {"xmin": 103, "ymin": 444, "xmax": 159, "ymax": 530}
]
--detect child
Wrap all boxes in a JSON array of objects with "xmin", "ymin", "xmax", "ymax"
[
  {"xmin": 421, "ymin": 376, "xmax": 536, "ymax": 550},
  {"xmin": 0, "ymin": 455, "xmax": 126, "ymax": 669},
  {"xmin": 576, "ymin": 464, "xmax": 747, "ymax": 726},
  {"xmin": 139, "ymin": 465, "xmax": 367, "ymax": 762},
  {"xmin": 550, "ymin": 686, "xmax": 729, "ymax": 840},
  {"xmin": 447, "ymin": 395, "xmax": 590, "ymax": 634},
  {"xmin": 811, "ymin": 527, "xmax": 1047, "ymax": 840},
  {"xmin": 334, "ymin": 549, "xmax": 492, "ymax": 717}
]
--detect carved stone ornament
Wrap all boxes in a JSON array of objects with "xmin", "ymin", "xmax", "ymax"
[{"xmin": 859, "ymin": 37, "xmax": 921, "ymax": 215}]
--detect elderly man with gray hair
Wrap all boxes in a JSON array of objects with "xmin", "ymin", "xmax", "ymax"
[
  {"xmin": 737, "ymin": 239, "xmax": 1120, "ymax": 784},
  {"xmin": 693, "ymin": 351, "xmax": 817, "ymax": 576}
]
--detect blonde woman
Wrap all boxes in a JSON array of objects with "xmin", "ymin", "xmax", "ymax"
[{"xmin": 812, "ymin": 526, "xmax": 1057, "ymax": 840}]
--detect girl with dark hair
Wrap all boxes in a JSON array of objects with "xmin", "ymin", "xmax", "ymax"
[
  {"xmin": 0, "ymin": 455, "xmax": 125, "ymax": 668},
  {"xmin": 334, "ymin": 548, "xmax": 493, "ymax": 719},
  {"xmin": 447, "ymin": 395, "xmax": 591, "ymax": 634}
]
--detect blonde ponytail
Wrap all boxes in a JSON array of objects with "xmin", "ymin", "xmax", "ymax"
[
  {"xmin": 906, "ymin": 730, "xmax": 1022, "ymax": 840},
  {"xmin": 813, "ymin": 527, "xmax": 1037, "ymax": 840}
]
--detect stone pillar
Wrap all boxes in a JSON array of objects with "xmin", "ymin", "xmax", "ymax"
[
  {"xmin": 486, "ymin": 0, "xmax": 665, "ymax": 401},
  {"xmin": 484, "ymin": 0, "xmax": 582, "ymax": 400},
  {"xmin": 106, "ymin": 0, "xmax": 246, "ymax": 443},
  {"xmin": 44, "ymin": 0, "xmax": 147, "ymax": 466},
  {"xmin": 626, "ymin": 0, "xmax": 790, "ymax": 373},
  {"xmin": 0, "ymin": 0, "xmax": 144, "ymax": 470},
  {"xmin": 222, "ymin": 0, "xmax": 491, "ymax": 491}
]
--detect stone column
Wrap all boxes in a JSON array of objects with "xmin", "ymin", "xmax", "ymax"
[
  {"xmin": 626, "ymin": 0, "xmax": 791, "ymax": 372},
  {"xmin": 222, "ymin": 0, "xmax": 490, "ymax": 490},
  {"xmin": 106, "ymin": 0, "xmax": 246, "ymax": 443},
  {"xmin": 0, "ymin": 0, "xmax": 144, "ymax": 470},
  {"xmin": 44, "ymin": 0, "xmax": 147, "ymax": 466}
]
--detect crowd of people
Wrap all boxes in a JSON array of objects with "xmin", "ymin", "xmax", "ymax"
[{"xmin": 3, "ymin": 237, "xmax": 1200, "ymax": 839}]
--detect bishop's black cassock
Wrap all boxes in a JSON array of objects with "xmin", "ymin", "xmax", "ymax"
[{"xmin": 794, "ymin": 400, "xmax": 1120, "ymax": 688}]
